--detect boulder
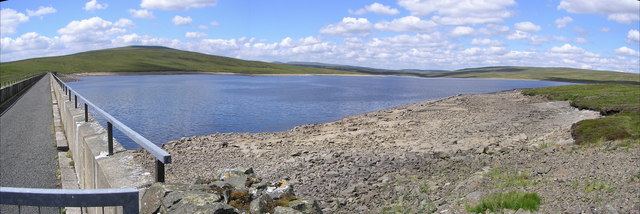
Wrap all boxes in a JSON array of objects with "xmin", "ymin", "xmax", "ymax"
[{"xmin": 274, "ymin": 206, "xmax": 303, "ymax": 214}]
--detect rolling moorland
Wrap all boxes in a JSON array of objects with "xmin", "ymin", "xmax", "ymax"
[{"xmin": 1, "ymin": 46, "xmax": 639, "ymax": 85}]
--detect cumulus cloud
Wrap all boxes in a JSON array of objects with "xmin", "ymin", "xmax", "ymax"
[
  {"xmin": 27, "ymin": 6, "xmax": 57, "ymax": 17},
  {"xmin": 349, "ymin": 3, "xmax": 399, "ymax": 15},
  {"xmin": 558, "ymin": 0, "xmax": 639, "ymax": 24},
  {"xmin": 471, "ymin": 38, "xmax": 504, "ymax": 46},
  {"xmin": 514, "ymin": 22, "xmax": 541, "ymax": 32},
  {"xmin": 84, "ymin": 0, "xmax": 108, "ymax": 11},
  {"xmin": 172, "ymin": 16, "xmax": 192, "ymax": 26},
  {"xmin": 141, "ymin": 0, "xmax": 217, "ymax": 11},
  {"xmin": 450, "ymin": 26, "xmax": 474, "ymax": 36},
  {"xmin": 320, "ymin": 17, "xmax": 372, "ymax": 36},
  {"xmin": 614, "ymin": 46, "xmax": 640, "ymax": 57},
  {"xmin": 550, "ymin": 43, "xmax": 584, "ymax": 53},
  {"xmin": 1, "ymin": 9, "xmax": 29, "ymax": 35},
  {"xmin": 555, "ymin": 16, "xmax": 573, "ymax": 28},
  {"xmin": 627, "ymin": 29, "xmax": 640, "ymax": 43},
  {"xmin": 185, "ymin": 32, "xmax": 208, "ymax": 39},
  {"xmin": 114, "ymin": 18, "xmax": 135, "ymax": 28},
  {"xmin": 129, "ymin": 9, "xmax": 155, "ymax": 19},
  {"xmin": 398, "ymin": 0, "xmax": 516, "ymax": 25},
  {"xmin": 374, "ymin": 16, "xmax": 437, "ymax": 33},
  {"xmin": 57, "ymin": 17, "xmax": 127, "ymax": 43},
  {"xmin": 506, "ymin": 30, "xmax": 529, "ymax": 40}
]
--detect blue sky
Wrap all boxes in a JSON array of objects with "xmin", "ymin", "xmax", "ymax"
[{"xmin": 1, "ymin": 0, "xmax": 639, "ymax": 72}]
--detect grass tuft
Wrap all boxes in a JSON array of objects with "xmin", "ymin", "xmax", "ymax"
[
  {"xmin": 523, "ymin": 84, "xmax": 640, "ymax": 145},
  {"xmin": 465, "ymin": 191, "xmax": 541, "ymax": 213},
  {"xmin": 486, "ymin": 167, "xmax": 533, "ymax": 188}
]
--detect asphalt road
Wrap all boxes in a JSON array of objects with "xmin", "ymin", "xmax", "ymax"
[{"xmin": 0, "ymin": 74, "xmax": 59, "ymax": 213}]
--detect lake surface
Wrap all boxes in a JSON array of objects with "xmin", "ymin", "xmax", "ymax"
[{"xmin": 68, "ymin": 75, "xmax": 571, "ymax": 149}]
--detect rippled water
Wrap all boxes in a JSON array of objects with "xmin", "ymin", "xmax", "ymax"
[{"xmin": 68, "ymin": 74, "xmax": 570, "ymax": 149}]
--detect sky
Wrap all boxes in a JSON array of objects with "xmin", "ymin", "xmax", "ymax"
[{"xmin": 1, "ymin": 0, "xmax": 639, "ymax": 73}]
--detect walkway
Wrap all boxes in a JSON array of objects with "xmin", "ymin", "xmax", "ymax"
[{"xmin": 0, "ymin": 74, "xmax": 58, "ymax": 213}]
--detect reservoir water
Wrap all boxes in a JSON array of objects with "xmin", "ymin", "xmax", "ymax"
[{"xmin": 68, "ymin": 74, "xmax": 571, "ymax": 149}]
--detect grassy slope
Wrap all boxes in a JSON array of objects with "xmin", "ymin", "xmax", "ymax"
[
  {"xmin": 426, "ymin": 66, "xmax": 640, "ymax": 84},
  {"xmin": 290, "ymin": 63, "xmax": 639, "ymax": 84},
  {"xmin": 522, "ymin": 84, "xmax": 640, "ymax": 144},
  {"xmin": 0, "ymin": 46, "xmax": 357, "ymax": 81}
]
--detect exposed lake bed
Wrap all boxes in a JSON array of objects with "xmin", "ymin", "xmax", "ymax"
[
  {"xmin": 65, "ymin": 73, "xmax": 639, "ymax": 212},
  {"xmin": 133, "ymin": 89, "xmax": 639, "ymax": 213}
]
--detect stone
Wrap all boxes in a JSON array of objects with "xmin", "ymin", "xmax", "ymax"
[
  {"xmin": 274, "ymin": 206, "xmax": 303, "ymax": 214},
  {"xmin": 534, "ymin": 166, "xmax": 552, "ymax": 175},
  {"xmin": 289, "ymin": 199, "xmax": 322, "ymax": 214},
  {"xmin": 170, "ymin": 202, "xmax": 239, "ymax": 214},
  {"xmin": 265, "ymin": 182, "xmax": 295, "ymax": 199},
  {"xmin": 250, "ymin": 195, "xmax": 275, "ymax": 214}
]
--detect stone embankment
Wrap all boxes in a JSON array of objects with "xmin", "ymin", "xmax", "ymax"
[{"xmin": 134, "ymin": 90, "xmax": 640, "ymax": 213}]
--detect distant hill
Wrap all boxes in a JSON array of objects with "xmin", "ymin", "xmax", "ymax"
[
  {"xmin": 0, "ymin": 46, "xmax": 357, "ymax": 81},
  {"xmin": 1, "ymin": 46, "xmax": 638, "ymax": 84},
  {"xmin": 285, "ymin": 62, "xmax": 639, "ymax": 84},
  {"xmin": 283, "ymin": 61, "xmax": 448, "ymax": 75},
  {"xmin": 429, "ymin": 66, "xmax": 639, "ymax": 84}
]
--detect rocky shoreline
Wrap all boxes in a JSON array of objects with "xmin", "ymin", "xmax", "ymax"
[{"xmin": 133, "ymin": 90, "xmax": 640, "ymax": 213}]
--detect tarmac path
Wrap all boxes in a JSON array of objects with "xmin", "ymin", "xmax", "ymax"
[{"xmin": 0, "ymin": 74, "xmax": 58, "ymax": 213}]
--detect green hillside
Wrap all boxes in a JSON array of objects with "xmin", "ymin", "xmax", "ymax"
[
  {"xmin": 2, "ymin": 46, "xmax": 638, "ymax": 85},
  {"xmin": 289, "ymin": 63, "xmax": 639, "ymax": 84},
  {"xmin": 427, "ymin": 66, "xmax": 640, "ymax": 84},
  {"xmin": 0, "ymin": 46, "xmax": 356, "ymax": 81}
]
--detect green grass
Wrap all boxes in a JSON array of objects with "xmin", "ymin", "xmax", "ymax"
[
  {"xmin": 523, "ymin": 84, "xmax": 640, "ymax": 145},
  {"xmin": 486, "ymin": 167, "xmax": 533, "ymax": 188},
  {"xmin": 0, "ymin": 46, "xmax": 358, "ymax": 81},
  {"xmin": 3, "ymin": 46, "xmax": 639, "ymax": 85},
  {"xmin": 427, "ymin": 66, "xmax": 639, "ymax": 84},
  {"xmin": 465, "ymin": 191, "xmax": 542, "ymax": 213}
]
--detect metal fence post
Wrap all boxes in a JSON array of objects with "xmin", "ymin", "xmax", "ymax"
[
  {"xmin": 107, "ymin": 122, "xmax": 113, "ymax": 156},
  {"xmin": 156, "ymin": 160, "xmax": 165, "ymax": 183},
  {"xmin": 84, "ymin": 104, "xmax": 88, "ymax": 122},
  {"xmin": 74, "ymin": 95, "xmax": 78, "ymax": 108}
]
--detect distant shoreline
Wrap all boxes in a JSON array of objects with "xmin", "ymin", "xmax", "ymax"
[{"xmin": 70, "ymin": 71, "xmax": 380, "ymax": 78}]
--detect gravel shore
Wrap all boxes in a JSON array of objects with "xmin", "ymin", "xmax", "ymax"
[{"xmin": 134, "ymin": 90, "xmax": 639, "ymax": 213}]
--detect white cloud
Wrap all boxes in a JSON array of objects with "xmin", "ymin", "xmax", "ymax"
[
  {"xmin": 471, "ymin": 38, "xmax": 504, "ymax": 46},
  {"xmin": 450, "ymin": 26, "xmax": 474, "ymax": 36},
  {"xmin": 26, "ymin": 6, "xmax": 57, "ymax": 17},
  {"xmin": 600, "ymin": 28, "xmax": 610, "ymax": 32},
  {"xmin": 614, "ymin": 46, "xmax": 640, "ymax": 57},
  {"xmin": 114, "ymin": 18, "xmax": 135, "ymax": 28},
  {"xmin": 398, "ymin": 0, "xmax": 516, "ymax": 25},
  {"xmin": 185, "ymin": 32, "xmax": 208, "ymax": 39},
  {"xmin": 374, "ymin": 16, "xmax": 437, "ymax": 33},
  {"xmin": 84, "ymin": 0, "xmax": 108, "ymax": 11},
  {"xmin": 506, "ymin": 30, "xmax": 529, "ymax": 40},
  {"xmin": 172, "ymin": 16, "xmax": 192, "ymax": 26},
  {"xmin": 349, "ymin": 3, "xmax": 399, "ymax": 15},
  {"xmin": 320, "ymin": 17, "xmax": 372, "ymax": 36},
  {"xmin": 555, "ymin": 16, "xmax": 573, "ymax": 28},
  {"xmin": 574, "ymin": 37, "xmax": 589, "ymax": 44},
  {"xmin": 558, "ymin": 0, "xmax": 639, "ymax": 24},
  {"xmin": 1, "ymin": 9, "xmax": 29, "ymax": 35},
  {"xmin": 210, "ymin": 21, "xmax": 220, "ymax": 26},
  {"xmin": 197, "ymin": 25, "xmax": 209, "ymax": 30},
  {"xmin": 514, "ymin": 22, "xmax": 541, "ymax": 32},
  {"xmin": 57, "ymin": 17, "xmax": 127, "ymax": 43},
  {"xmin": 129, "ymin": 9, "xmax": 155, "ymax": 19},
  {"xmin": 141, "ymin": 0, "xmax": 217, "ymax": 11},
  {"xmin": 627, "ymin": 29, "xmax": 640, "ymax": 43},
  {"xmin": 550, "ymin": 43, "xmax": 584, "ymax": 53}
]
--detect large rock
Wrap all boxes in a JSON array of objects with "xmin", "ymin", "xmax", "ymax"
[{"xmin": 288, "ymin": 199, "xmax": 322, "ymax": 214}]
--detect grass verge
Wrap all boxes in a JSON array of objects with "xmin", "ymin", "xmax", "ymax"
[
  {"xmin": 522, "ymin": 84, "xmax": 640, "ymax": 145},
  {"xmin": 465, "ymin": 191, "xmax": 541, "ymax": 213}
]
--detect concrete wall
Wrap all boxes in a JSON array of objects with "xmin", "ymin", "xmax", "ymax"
[{"xmin": 50, "ymin": 75, "xmax": 152, "ymax": 213}]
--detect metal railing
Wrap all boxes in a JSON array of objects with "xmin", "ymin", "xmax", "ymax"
[
  {"xmin": 51, "ymin": 73, "xmax": 171, "ymax": 182},
  {"xmin": 0, "ymin": 187, "xmax": 139, "ymax": 214},
  {"xmin": 0, "ymin": 73, "xmax": 47, "ymax": 115}
]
